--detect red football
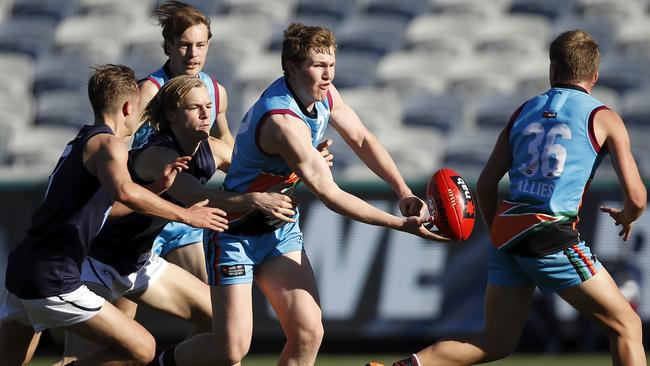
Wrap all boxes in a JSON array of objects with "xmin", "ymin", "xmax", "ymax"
[{"xmin": 425, "ymin": 168, "xmax": 476, "ymax": 241}]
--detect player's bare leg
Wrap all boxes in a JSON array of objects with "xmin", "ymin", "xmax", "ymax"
[
  {"xmin": 64, "ymin": 301, "xmax": 155, "ymax": 366},
  {"xmin": 130, "ymin": 262, "xmax": 212, "ymax": 332},
  {"xmin": 173, "ymin": 283, "xmax": 252, "ymax": 366},
  {"xmin": 559, "ymin": 268, "xmax": 646, "ymax": 366},
  {"xmin": 255, "ymin": 251, "xmax": 323, "ymax": 366},
  {"xmin": 0, "ymin": 319, "xmax": 41, "ymax": 365},
  {"xmin": 165, "ymin": 243, "xmax": 208, "ymax": 283},
  {"xmin": 165, "ymin": 242, "xmax": 208, "ymax": 339},
  {"xmin": 414, "ymin": 283, "xmax": 535, "ymax": 366},
  {"xmin": 59, "ymin": 288, "xmax": 140, "ymax": 365}
]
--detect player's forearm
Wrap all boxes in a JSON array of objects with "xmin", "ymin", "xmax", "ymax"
[
  {"xmin": 352, "ymin": 135, "xmax": 411, "ymax": 198},
  {"xmin": 116, "ymin": 183, "xmax": 191, "ymax": 223},
  {"xmin": 317, "ymin": 185, "xmax": 403, "ymax": 229},
  {"xmin": 623, "ymin": 190, "xmax": 647, "ymax": 223}
]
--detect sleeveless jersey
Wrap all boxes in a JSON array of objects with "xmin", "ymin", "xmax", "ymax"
[
  {"xmin": 5, "ymin": 125, "xmax": 115, "ymax": 299},
  {"xmin": 223, "ymin": 76, "xmax": 332, "ymax": 235},
  {"xmin": 131, "ymin": 62, "xmax": 220, "ymax": 148},
  {"xmin": 89, "ymin": 130, "xmax": 217, "ymax": 275},
  {"xmin": 491, "ymin": 84, "xmax": 608, "ymax": 257}
]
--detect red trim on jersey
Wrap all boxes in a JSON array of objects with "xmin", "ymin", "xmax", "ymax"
[
  {"xmin": 571, "ymin": 244, "xmax": 597, "ymax": 275},
  {"xmin": 146, "ymin": 76, "xmax": 161, "ymax": 89},
  {"xmin": 211, "ymin": 77, "xmax": 220, "ymax": 114},
  {"xmin": 209, "ymin": 233, "xmax": 221, "ymax": 284},
  {"xmin": 255, "ymin": 109, "xmax": 302, "ymax": 156},
  {"xmin": 326, "ymin": 89, "xmax": 333, "ymax": 110},
  {"xmin": 505, "ymin": 103, "xmax": 526, "ymax": 137},
  {"xmin": 588, "ymin": 105, "xmax": 610, "ymax": 153}
]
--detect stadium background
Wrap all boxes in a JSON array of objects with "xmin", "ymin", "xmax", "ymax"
[{"xmin": 0, "ymin": 0, "xmax": 649, "ymax": 361}]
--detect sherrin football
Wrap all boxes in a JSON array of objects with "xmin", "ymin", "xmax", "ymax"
[{"xmin": 425, "ymin": 168, "xmax": 476, "ymax": 241}]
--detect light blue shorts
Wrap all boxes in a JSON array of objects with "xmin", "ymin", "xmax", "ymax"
[
  {"xmin": 151, "ymin": 221, "xmax": 203, "ymax": 257},
  {"xmin": 488, "ymin": 241, "xmax": 602, "ymax": 294},
  {"xmin": 204, "ymin": 220, "xmax": 304, "ymax": 286}
]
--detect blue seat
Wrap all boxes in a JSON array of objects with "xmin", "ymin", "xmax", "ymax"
[
  {"xmin": 11, "ymin": 0, "xmax": 75, "ymax": 23},
  {"xmin": 336, "ymin": 15, "xmax": 408, "ymax": 57},
  {"xmin": 0, "ymin": 17, "xmax": 56, "ymax": 59}
]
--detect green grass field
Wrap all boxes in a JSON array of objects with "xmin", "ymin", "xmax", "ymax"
[{"xmin": 30, "ymin": 354, "xmax": 617, "ymax": 365}]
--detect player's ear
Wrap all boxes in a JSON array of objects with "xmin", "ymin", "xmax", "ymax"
[
  {"xmin": 122, "ymin": 97, "xmax": 134, "ymax": 118},
  {"xmin": 591, "ymin": 70, "xmax": 599, "ymax": 86},
  {"xmin": 284, "ymin": 60, "xmax": 297, "ymax": 78}
]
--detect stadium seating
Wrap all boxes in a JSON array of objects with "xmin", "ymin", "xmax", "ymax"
[{"xmin": 1, "ymin": 0, "xmax": 650, "ymax": 181}]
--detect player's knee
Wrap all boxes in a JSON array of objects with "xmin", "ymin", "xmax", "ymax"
[
  {"xmin": 222, "ymin": 336, "xmax": 251, "ymax": 364},
  {"xmin": 483, "ymin": 337, "xmax": 517, "ymax": 362},
  {"xmin": 606, "ymin": 309, "xmax": 643, "ymax": 341},
  {"xmin": 289, "ymin": 318, "xmax": 324, "ymax": 352},
  {"xmin": 129, "ymin": 333, "xmax": 156, "ymax": 364}
]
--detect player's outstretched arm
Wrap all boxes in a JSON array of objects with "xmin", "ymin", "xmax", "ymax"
[
  {"xmin": 133, "ymin": 143, "xmax": 297, "ymax": 223},
  {"xmin": 327, "ymin": 85, "xmax": 424, "ymax": 217},
  {"xmin": 261, "ymin": 113, "xmax": 447, "ymax": 242},
  {"xmin": 595, "ymin": 109, "xmax": 647, "ymax": 240},
  {"xmin": 476, "ymin": 128, "xmax": 512, "ymax": 232},
  {"xmin": 83, "ymin": 134, "xmax": 228, "ymax": 232}
]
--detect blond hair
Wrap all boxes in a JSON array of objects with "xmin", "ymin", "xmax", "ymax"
[
  {"xmin": 549, "ymin": 29, "xmax": 600, "ymax": 82},
  {"xmin": 141, "ymin": 75, "xmax": 205, "ymax": 132},
  {"xmin": 281, "ymin": 23, "xmax": 336, "ymax": 74},
  {"xmin": 88, "ymin": 64, "xmax": 137, "ymax": 116}
]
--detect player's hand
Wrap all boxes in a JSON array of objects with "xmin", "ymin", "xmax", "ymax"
[
  {"xmin": 399, "ymin": 195, "xmax": 428, "ymax": 218},
  {"xmin": 317, "ymin": 139, "xmax": 334, "ymax": 167},
  {"xmin": 399, "ymin": 216, "xmax": 450, "ymax": 242},
  {"xmin": 252, "ymin": 192, "xmax": 297, "ymax": 223},
  {"xmin": 600, "ymin": 206, "xmax": 634, "ymax": 241},
  {"xmin": 185, "ymin": 199, "xmax": 229, "ymax": 232},
  {"xmin": 151, "ymin": 156, "xmax": 191, "ymax": 193}
]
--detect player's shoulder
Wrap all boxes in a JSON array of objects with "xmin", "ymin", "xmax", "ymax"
[{"xmin": 139, "ymin": 78, "xmax": 160, "ymax": 97}]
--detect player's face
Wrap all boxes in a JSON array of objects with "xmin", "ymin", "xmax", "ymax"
[
  {"xmin": 292, "ymin": 48, "xmax": 335, "ymax": 103},
  {"xmin": 169, "ymin": 86, "xmax": 212, "ymax": 140},
  {"xmin": 168, "ymin": 24, "xmax": 210, "ymax": 77}
]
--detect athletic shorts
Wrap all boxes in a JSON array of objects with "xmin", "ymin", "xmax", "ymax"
[
  {"xmin": 488, "ymin": 241, "xmax": 602, "ymax": 294},
  {"xmin": 0, "ymin": 285, "xmax": 105, "ymax": 332},
  {"xmin": 152, "ymin": 221, "xmax": 203, "ymax": 257},
  {"xmin": 80, "ymin": 253, "xmax": 168, "ymax": 301},
  {"xmin": 204, "ymin": 220, "xmax": 303, "ymax": 286}
]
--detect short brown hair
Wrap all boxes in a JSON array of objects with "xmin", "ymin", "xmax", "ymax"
[
  {"xmin": 154, "ymin": 0, "xmax": 212, "ymax": 56},
  {"xmin": 88, "ymin": 64, "xmax": 138, "ymax": 116},
  {"xmin": 549, "ymin": 29, "xmax": 600, "ymax": 82},
  {"xmin": 141, "ymin": 75, "xmax": 205, "ymax": 132},
  {"xmin": 281, "ymin": 23, "xmax": 336, "ymax": 74}
]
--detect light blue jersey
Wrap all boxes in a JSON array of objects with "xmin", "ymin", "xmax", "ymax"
[
  {"xmin": 205, "ymin": 76, "xmax": 332, "ymax": 285},
  {"xmin": 491, "ymin": 84, "xmax": 608, "ymax": 257},
  {"xmin": 221, "ymin": 76, "xmax": 332, "ymax": 235}
]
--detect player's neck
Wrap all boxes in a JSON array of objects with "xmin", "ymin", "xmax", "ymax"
[
  {"xmin": 285, "ymin": 77, "xmax": 316, "ymax": 113},
  {"xmin": 94, "ymin": 116, "xmax": 126, "ymax": 138}
]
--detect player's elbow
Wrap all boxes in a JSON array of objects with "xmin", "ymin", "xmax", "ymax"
[{"xmin": 113, "ymin": 183, "xmax": 138, "ymax": 206}]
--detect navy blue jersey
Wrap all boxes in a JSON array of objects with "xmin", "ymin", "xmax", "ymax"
[
  {"xmin": 89, "ymin": 130, "xmax": 217, "ymax": 275},
  {"xmin": 5, "ymin": 125, "xmax": 115, "ymax": 299}
]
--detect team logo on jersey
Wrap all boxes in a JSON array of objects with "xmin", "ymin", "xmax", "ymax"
[
  {"xmin": 221, "ymin": 264, "xmax": 246, "ymax": 277},
  {"xmin": 543, "ymin": 111, "xmax": 557, "ymax": 118}
]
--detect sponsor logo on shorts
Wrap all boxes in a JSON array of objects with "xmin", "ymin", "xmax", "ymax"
[{"xmin": 221, "ymin": 264, "xmax": 246, "ymax": 277}]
